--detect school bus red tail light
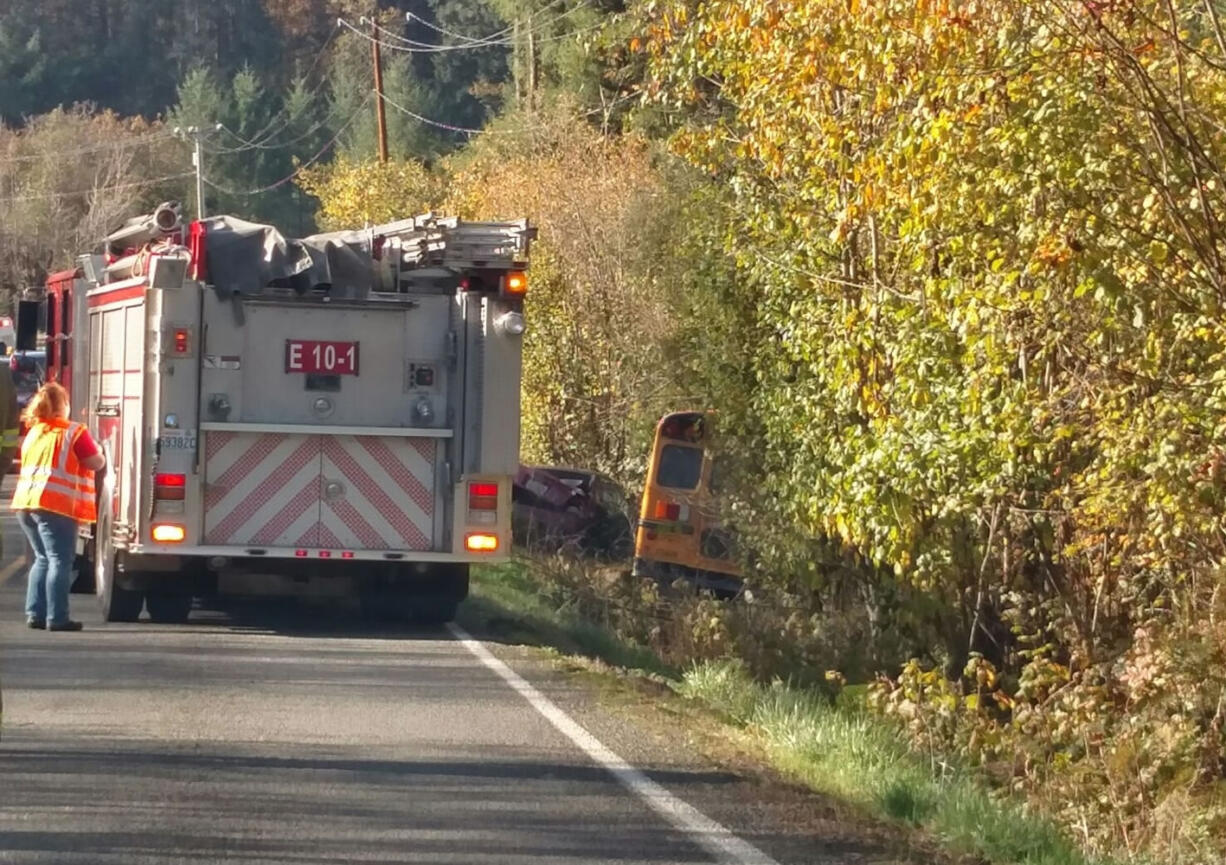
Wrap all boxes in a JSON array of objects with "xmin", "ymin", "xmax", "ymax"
[
  {"xmin": 654, "ymin": 501, "xmax": 681, "ymax": 521},
  {"xmin": 152, "ymin": 524, "xmax": 186, "ymax": 543},
  {"xmin": 465, "ymin": 532, "xmax": 499, "ymax": 553}
]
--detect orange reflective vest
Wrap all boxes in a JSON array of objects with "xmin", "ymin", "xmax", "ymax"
[{"xmin": 12, "ymin": 420, "xmax": 98, "ymax": 523}]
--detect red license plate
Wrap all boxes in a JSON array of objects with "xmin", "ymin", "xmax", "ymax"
[{"xmin": 285, "ymin": 340, "xmax": 360, "ymax": 375}]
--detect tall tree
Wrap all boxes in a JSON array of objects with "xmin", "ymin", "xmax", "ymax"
[
  {"xmin": 0, "ymin": 21, "xmax": 50, "ymax": 122},
  {"xmin": 327, "ymin": 26, "xmax": 445, "ymax": 161},
  {"xmin": 169, "ymin": 65, "xmax": 322, "ymax": 227}
]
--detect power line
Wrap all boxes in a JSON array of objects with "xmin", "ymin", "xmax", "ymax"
[
  {"xmin": 0, "ymin": 172, "xmax": 195, "ymax": 204},
  {"xmin": 392, "ymin": 21, "xmax": 605, "ymax": 53},
  {"xmin": 393, "ymin": 0, "xmax": 580, "ymax": 48},
  {"xmin": 0, "ymin": 130, "xmax": 177, "ymax": 166},
  {"xmin": 341, "ymin": 10, "xmax": 598, "ymax": 54},
  {"xmin": 201, "ymin": 94, "xmax": 371, "ymax": 197},
  {"xmin": 404, "ymin": 9, "xmax": 509, "ymax": 44},
  {"xmin": 221, "ymin": 21, "xmax": 344, "ymax": 151},
  {"xmin": 213, "ymin": 94, "xmax": 339, "ymax": 154},
  {"xmin": 379, "ymin": 88, "xmax": 641, "ymax": 137},
  {"xmin": 378, "ymin": 91, "xmax": 520, "ymax": 136},
  {"xmin": 210, "ymin": 98, "xmax": 354, "ymax": 156},
  {"xmin": 204, "ymin": 18, "xmax": 361, "ymax": 158},
  {"xmin": 368, "ymin": 18, "xmax": 513, "ymax": 50}
]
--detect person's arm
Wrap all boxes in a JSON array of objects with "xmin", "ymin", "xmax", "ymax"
[{"xmin": 73, "ymin": 428, "xmax": 106, "ymax": 472}]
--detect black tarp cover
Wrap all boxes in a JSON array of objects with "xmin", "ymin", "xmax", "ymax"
[{"xmin": 200, "ymin": 216, "xmax": 374, "ymax": 299}]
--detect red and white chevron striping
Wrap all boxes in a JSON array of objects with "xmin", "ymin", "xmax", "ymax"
[
  {"xmin": 320, "ymin": 436, "xmax": 434, "ymax": 551},
  {"xmin": 202, "ymin": 431, "xmax": 436, "ymax": 551},
  {"xmin": 204, "ymin": 433, "xmax": 322, "ymax": 546}
]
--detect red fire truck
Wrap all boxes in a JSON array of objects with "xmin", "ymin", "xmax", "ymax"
[{"xmin": 20, "ymin": 203, "xmax": 533, "ymax": 625}]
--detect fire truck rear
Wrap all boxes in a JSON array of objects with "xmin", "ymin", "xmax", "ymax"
[{"xmin": 26, "ymin": 204, "xmax": 532, "ymax": 625}]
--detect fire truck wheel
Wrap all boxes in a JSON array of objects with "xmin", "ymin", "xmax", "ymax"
[
  {"xmin": 96, "ymin": 533, "xmax": 143, "ymax": 624},
  {"xmin": 94, "ymin": 466, "xmax": 143, "ymax": 622},
  {"xmin": 146, "ymin": 591, "xmax": 193, "ymax": 624},
  {"xmin": 97, "ymin": 568, "xmax": 143, "ymax": 623}
]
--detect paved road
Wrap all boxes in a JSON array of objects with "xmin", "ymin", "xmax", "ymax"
[{"xmin": 0, "ymin": 495, "xmax": 918, "ymax": 864}]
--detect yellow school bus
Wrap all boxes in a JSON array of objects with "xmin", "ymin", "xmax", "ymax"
[{"xmin": 632, "ymin": 411, "xmax": 744, "ymax": 597}]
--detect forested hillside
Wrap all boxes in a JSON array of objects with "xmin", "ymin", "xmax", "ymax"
[
  {"xmin": 4, "ymin": 1, "xmax": 1226, "ymax": 862},
  {"xmin": 0, "ymin": 0, "xmax": 595, "ymax": 289},
  {"xmin": 0, "ymin": 0, "xmax": 507, "ymax": 134}
]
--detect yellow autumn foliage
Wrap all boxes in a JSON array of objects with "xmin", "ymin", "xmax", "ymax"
[{"xmin": 296, "ymin": 155, "xmax": 439, "ymax": 231}]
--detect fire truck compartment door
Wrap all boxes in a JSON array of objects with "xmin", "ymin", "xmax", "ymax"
[
  {"xmin": 203, "ymin": 430, "xmax": 437, "ymax": 551},
  {"xmin": 236, "ymin": 301, "xmax": 446, "ymax": 427}
]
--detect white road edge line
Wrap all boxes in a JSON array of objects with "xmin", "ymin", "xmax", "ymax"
[{"xmin": 447, "ymin": 622, "xmax": 782, "ymax": 865}]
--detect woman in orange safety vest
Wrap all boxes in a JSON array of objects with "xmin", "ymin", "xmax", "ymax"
[{"xmin": 12, "ymin": 383, "xmax": 105, "ymax": 631}]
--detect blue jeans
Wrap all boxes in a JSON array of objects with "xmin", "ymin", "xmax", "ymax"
[{"xmin": 20, "ymin": 509, "xmax": 80, "ymax": 626}]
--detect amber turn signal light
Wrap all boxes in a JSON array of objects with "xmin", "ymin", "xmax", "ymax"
[
  {"xmin": 465, "ymin": 533, "xmax": 499, "ymax": 553},
  {"xmin": 152, "ymin": 524, "xmax": 186, "ymax": 543},
  {"xmin": 502, "ymin": 272, "xmax": 527, "ymax": 296}
]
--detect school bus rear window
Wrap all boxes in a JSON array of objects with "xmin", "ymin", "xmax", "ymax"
[{"xmin": 657, "ymin": 445, "xmax": 703, "ymax": 490}]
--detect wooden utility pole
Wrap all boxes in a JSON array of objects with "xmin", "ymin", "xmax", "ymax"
[
  {"xmin": 526, "ymin": 15, "xmax": 536, "ymax": 113},
  {"xmin": 512, "ymin": 18, "xmax": 523, "ymax": 110},
  {"xmin": 371, "ymin": 14, "xmax": 389, "ymax": 163}
]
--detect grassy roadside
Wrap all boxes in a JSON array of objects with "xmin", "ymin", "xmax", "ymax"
[
  {"xmin": 460, "ymin": 558, "xmax": 671, "ymax": 676},
  {"xmin": 462, "ymin": 559, "xmax": 1097, "ymax": 865}
]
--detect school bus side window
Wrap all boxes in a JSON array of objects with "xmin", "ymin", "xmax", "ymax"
[{"xmin": 657, "ymin": 445, "xmax": 703, "ymax": 490}]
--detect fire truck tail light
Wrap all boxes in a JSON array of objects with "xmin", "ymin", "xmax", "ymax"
[
  {"xmin": 169, "ymin": 327, "xmax": 190, "ymax": 356},
  {"xmin": 341, "ymin": 551, "xmax": 355, "ymax": 559},
  {"xmin": 154, "ymin": 473, "xmax": 186, "ymax": 501},
  {"xmin": 465, "ymin": 532, "xmax": 499, "ymax": 553},
  {"xmin": 152, "ymin": 524, "xmax": 185, "ymax": 543},
  {"xmin": 503, "ymin": 272, "xmax": 527, "ymax": 296},
  {"xmin": 468, "ymin": 482, "xmax": 498, "ymax": 511}
]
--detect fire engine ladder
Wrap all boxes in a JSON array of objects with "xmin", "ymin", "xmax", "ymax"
[{"xmin": 364, "ymin": 214, "xmax": 535, "ymax": 273}]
